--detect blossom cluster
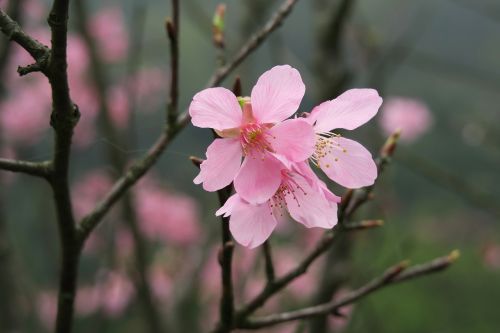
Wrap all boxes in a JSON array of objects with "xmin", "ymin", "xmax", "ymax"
[{"xmin": 190, "ymin": 65, "xmax": 383, "ymax": 248}]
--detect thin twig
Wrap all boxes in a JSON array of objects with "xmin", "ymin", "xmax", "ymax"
[
  {"xmin": 238, "ymin": 251, "xmax": 459, "ymax": 329},
  {"xmin": 263, "ymin": 241, "xmax": 276, "ymax": 283},
  {"xmin": 166, "ymin": 0, "xmax": 179, "ymax": 124},
  {"xmin": 0, "ymin": 9, "xmax": 50, "ymax": 73},
  {"xmin": 0, "ymin": 158, "xmax": 52, "ymax": 179}
]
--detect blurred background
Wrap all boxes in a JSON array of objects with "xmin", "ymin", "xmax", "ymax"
[{"xmin": 0, "ymin": 0, "xmax": 499, "ymax": 332}]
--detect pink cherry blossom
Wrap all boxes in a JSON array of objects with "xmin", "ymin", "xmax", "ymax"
[
  {"xmin": 72, "ymin": 170, "xmax": 113, "ymax": 219},
  {"xmin": 190, "ymin": 65, "xmax": 315, "ymax": 204},
  {"xmin": 98, "ymin": 270, "xmax": 135, "ymax": 317},
  {"xmin": 89, "ymin": 7, "xmax": 129, "ymax": 62},
  {"xmin": 379, "ymin": 97, "xmax": 433, "ymax": 142},
  {"xmin": 148, "ymin": 264, "xmax": 173, "ymax": 302},
  {"xmin": 306, "ymin": 89, "xmax": 382, "ymax": 189},
  {"xmin": 75, "ymin": 286, "xmax": 101, "ymax": 317},
  {"xmin": 216, "ymin": 163, "xmax": 340, "ymax": 248}
]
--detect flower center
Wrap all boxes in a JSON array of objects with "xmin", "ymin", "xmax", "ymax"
[
  {"xmin": 269, "ymin": 171, "xmax": 306, "ymax": 215},
  {"xmin": 240, "ymin": 123, "xmax": 273, "ymax": 157}
]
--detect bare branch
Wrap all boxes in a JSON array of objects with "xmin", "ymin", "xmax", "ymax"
[
  {"xmin": 0, "ymin": 158, "xmax": 52, "ymax": 179},
  {"xmin": 0, "ymin": 9, "xmax": 50, "ymax": 71},
  {"xmin": 166, "ymin": 0, "xmax": 180, "ymax": 123},
  {"xmin": 263, "ymin": 241, "xmax": 276, "ymax": 283},
  {"xmin": 238, "ymin": 251, "xmax": 459, "ymax": 329}
]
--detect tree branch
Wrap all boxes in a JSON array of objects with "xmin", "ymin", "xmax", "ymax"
[
  {"xmin": 238, "ymin": 251, "xmax": 459, "ymax": 329},
  {"xmin": 263, "ymin": 241, "xmax": 275, "ymax": 283},
  {"xmin": 0, "ymin": 9, "xmax": 50, "ymax": 73},
  {"xmin": 0, "ymin": 158, "xmax": 52, "ymax": 179},
  {"xmin": 166, "ymin": 0, "xmax": 179, "ymax": 124}
]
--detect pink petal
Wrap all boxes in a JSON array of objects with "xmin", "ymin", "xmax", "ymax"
[
  {"xmin": 228, "ymin": 196, "xmax": 277, "ymax": 248},
  {"xmin": 216, "ymin": 194, "xmax": 241, "ymax": 217},
  {"xmin": 194, "ymin": 138, "xmax": 242, "ymax": 191},
  {"xmin": 285, "ymin": 172, "xmax": 338, "ymax": 228},
  {"xmin": 268, "ymin": 118, "xmax": 315, "ymax": 162},
  {"xmin": 311, "ymin": 89, "xmax": 382, "ymax": 133},
  {"xmin": 293, "ymin": 162, "xmax": 342, "ymax": 204},
  {"xmin": 233, "ymin": 154, "xmax": 283, "ymax": 204},
  {"xmin": 251, "ymin": 65, "xmax": 305, "ymax": 124},
  {"xmin": 189, "ymin": 87, "xmax": 242, "ymax": 130},
  {"xmin": 317, "ymin": 137, "xmax": 377, "ymax": 189}
]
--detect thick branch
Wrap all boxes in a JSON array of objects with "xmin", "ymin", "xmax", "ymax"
[
  {"xmin": 238, "ymin": 251, "xmax": 459, "ymax": 329},
  {"xmin": 0, "ymin": 158, "xmax": 52, "ymax": 179}
]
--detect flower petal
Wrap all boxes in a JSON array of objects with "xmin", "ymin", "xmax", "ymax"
[
  {"xmin": 317, "ymin": 136, "xmax": 377, "ymax": 189},
  {"xmin": 233, "ymin": 154, "xmax": 283, "ymax": 204},
  {"xmin": 285, "ymin": 173, "xmax": 338, "ymax": 229},
  {"xmin": 311, "ymin": 89, "xmax": 382, "ymax": 133},
  {"xmin": 268, "ymin": 118, "xmax": 315, "ymax": 162},
  {"xmin": 189, "ymin": 87, "xmax": 242, "ymax": 130},
  {"xmin": 251, "ymin": 65, "xmax": 305, "ymax": 124},
  {"xmin": 194, "ymin": 138, "xmax": 242, "ymax": 191},
  {"xmin": 229, "ymin": 197, "xmax": 277, "ymax": 249},
  {"xmin": 215, "ymin": 194, "xmax": 240, "ymax": 217}
]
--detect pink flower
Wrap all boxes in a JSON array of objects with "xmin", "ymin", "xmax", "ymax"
[
  {"xmin": 190, "ymin": 65, "xmax": 315, "ymax": 204},
  {"xmin": 75, "ymin": 286, "xmax": 100, "ymax": 317},
  {"xmin": 148, "ymin": 264, "xmax": 173, "ymax": 302},
  {"xmin": 379, "ymin": 97, "xmax": 433, "ymax": 142},
  {"xmin": 216, "ymin": 163, "xmax": 340, "ymax": 248},
  {"xmin": 89, "ymin": 7, "xmax": 129, "ymax": 62},
  {"xmin": 98, "ymin": 270, "xmax": 135, "ymax": 317},
  {"xmin": 306, "ymin": 89, "xmax": 382, "ymax": 189},
  {"xmin": 72, "ymin": 170, "xmax": 113, "ymax": 219}
]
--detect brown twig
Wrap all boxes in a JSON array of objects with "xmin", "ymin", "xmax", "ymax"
[
  {"xmin": 238, "ymin": 251, "xmax": 459, "ymax": 329},
  {"xmin": 0, "ymin": 9, "xmax": 50, "ymax": 74},
  {"xmin": 263, "ymin": 241, "xmax": 276, "ymax": 283},
  {"xmin": 0, "ymin": 158, "xmax": 52, "ymax": 179},
  {"xmin": 166, "ymin": 0, "xmax": 180, "ymax": 124}
]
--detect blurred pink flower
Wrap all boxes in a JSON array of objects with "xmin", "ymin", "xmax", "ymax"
[
  {"xmin": 98, "ymin": 270, "xmax": 135, "ymax": 317},
  {"xmin": 72, "ymin": 170, "xmax": 113, "ymax": 219},
  {"xmin": 0, "ymin": 79, "xmax": 51, "ymax": 145},
  {"xmin": 482, "ymin": 243, "xmax": 500, "ymax": 270},
  {"xmin": 148, "ymin": 264, "xmax": 173, "ymax": 302},
  {"xmin": 75, "ymin": 286, "xmax": 100, "ymax": 317},
  {"xmin": 135, "ymin": 179, "xmax": 200, "ymax": 246},
  {"xmin": 306, "ymin": 89, "xmax": 382, "ymax": 189},
  {"xmin": 36, "ymin": 291, "xmax": 57, "ymax": 330},
  {"xmin": 379, "ymin": 97, "xmax": 433, "ymax": 142},
  {"xmin": 190, "ymin": 65, "xmax": 315, "ymax": 204},
  {"xmin": 89, "ymin": 7, "xmax": 129, "ymax": 62}
]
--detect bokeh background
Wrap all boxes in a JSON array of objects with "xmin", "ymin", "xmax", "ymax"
[{"xmin": 0, "ymin": 0, "xmax": 499, "ymax": 332}]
